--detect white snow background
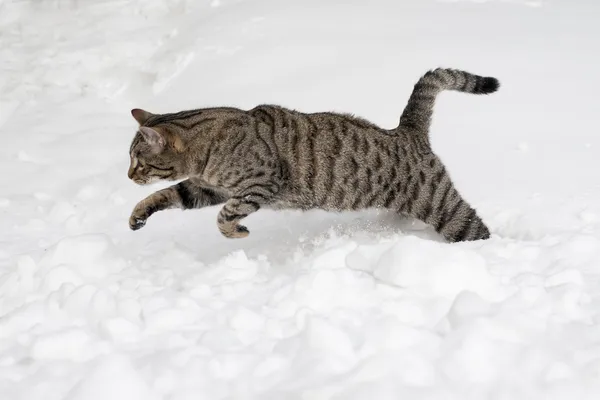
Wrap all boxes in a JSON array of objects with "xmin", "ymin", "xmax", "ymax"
[{"xmin": 1, "ymin": 0, "xmax": 600, "ymax": 399}]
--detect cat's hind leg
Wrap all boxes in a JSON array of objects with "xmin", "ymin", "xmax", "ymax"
[
  {"xmin": 429, "ymin": 191, "xmax": 490, "ymax": 242},
  {"xmin": 397, "ymin": 162, "xmax": 490, "ymax": 242}
]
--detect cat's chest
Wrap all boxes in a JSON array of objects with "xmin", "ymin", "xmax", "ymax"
[{"xmin": 190, "ymin": 176, "xmax": 232, "ymax": 195}]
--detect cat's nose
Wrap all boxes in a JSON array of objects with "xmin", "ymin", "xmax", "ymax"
[{"xmin": 127, "ymin": 167, "xmax": 135, "ymax": 179}]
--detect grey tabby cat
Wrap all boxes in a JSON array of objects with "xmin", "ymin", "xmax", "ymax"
[{"xmin": 127, "ymin": 68, "xmax": 498, "ymax": 242}]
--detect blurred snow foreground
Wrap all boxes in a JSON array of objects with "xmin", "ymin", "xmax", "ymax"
[{"xmin": 1, "ymin": 0, "xmax": 600, "ymax": 399}]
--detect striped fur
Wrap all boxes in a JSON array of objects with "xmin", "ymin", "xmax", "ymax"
[
  {"xmin": 399, "ymin": 68, "xmax": 499, "ymax": 147},
  {"xmin": 128, "ymin": 68, "xmax": 499, "ymax": 242}
]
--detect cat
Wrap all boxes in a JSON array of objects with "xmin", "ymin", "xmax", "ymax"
[{"xmin": 127, "ymin": 68, "xmax": 498, "ymax": 242}]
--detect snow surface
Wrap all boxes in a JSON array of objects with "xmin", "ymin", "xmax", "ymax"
[{"xmin": 2, "ymin": 0, "xmax": 600, "ymax": 399}]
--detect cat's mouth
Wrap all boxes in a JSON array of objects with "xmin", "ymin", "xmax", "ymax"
[{"xmin": 132, "ymin": 177, "xmax": 155, "ymax": 186}]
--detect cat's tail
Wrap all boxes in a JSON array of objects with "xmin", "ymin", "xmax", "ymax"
[{"xmin": 397, "ymin": 68, "xmax": 499, "ymax": 145}]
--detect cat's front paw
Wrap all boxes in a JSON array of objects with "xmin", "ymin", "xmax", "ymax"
[
  {"xmin": 129, "ymin": 209, "xmax": 148, "ymax": 231},
  {"xmin": 218, "ymin": 222, "xmax": 250, "ymax": 239},
  {"xmin": 129, "ymin": 216, "xmax": 146, "ymax": 231}
]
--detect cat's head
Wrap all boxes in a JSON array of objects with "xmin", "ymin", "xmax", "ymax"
[{"xmin": 127, "ymin": 108, "xmax": 187, "ymax": 185}]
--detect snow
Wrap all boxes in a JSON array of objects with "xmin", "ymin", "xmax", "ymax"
[{"xmin": 1, "ymin": 0, "xmax": 600, "ymax": 399}]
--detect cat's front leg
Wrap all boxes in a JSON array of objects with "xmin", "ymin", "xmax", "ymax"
[
  {"xmin": 129, "ymin": 187, "xmax": 182, "ymax": 230},
  {"xmin": 216, "ymin": 182, "xmax": 279, "ymax": 238},
  {"xmin": 129, "ymin": 179, "xmax": 228, "ymax": 230}
]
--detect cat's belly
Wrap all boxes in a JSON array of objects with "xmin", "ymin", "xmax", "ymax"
[
  {"xmin": 267, "ymin": 194, "xmax": 341, "ymax": 212},
  {"xmin": 266, "ymin": 199, "xmax": 307, "ymax": 211}
]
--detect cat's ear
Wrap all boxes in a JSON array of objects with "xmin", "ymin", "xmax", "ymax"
[
  {"xmin": 131, "ymin": 108, "xmax": 154, "ymax": 125},
  {"xmin": 139, "ymin": 126, "xmax": 166, "ymax": 152}
]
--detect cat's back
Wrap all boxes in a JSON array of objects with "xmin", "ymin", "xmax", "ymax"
[
  {"xmin": 246, "ymin": 104, "xmax": 413, "ymax": 174},
  {"xmin": 247, "ymin": 104, "xmax": 399, "ymax": 146},
  {"xmin": 245, "ymin": 104, "xmax": 416, "ymax": 210}
]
